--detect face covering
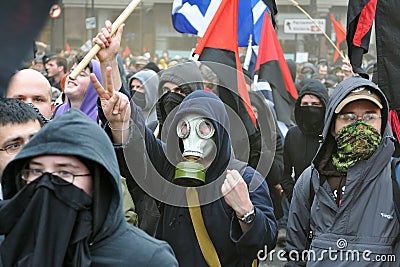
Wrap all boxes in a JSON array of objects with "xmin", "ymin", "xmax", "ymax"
[
  {"xmin": 131, "ymin": 91, "xmax": 146, "ymax": 109},
  {"xmin": 156, "ymin": 91, "xmax": 185, "ymax": 124},
  {"xmin": 295, "ymin": 106, "xmax": 325, "ymax": 135},
  {"xmin": 174, "ymin": 116, "xmax": 217, "ymax": 186},
  {"xmin": 332, "ymin": 120, "xmax": 381, "ymax": 173},
  {"xmin": 0, "ymin": 173, "xmax": 92, "ymax": 267}
]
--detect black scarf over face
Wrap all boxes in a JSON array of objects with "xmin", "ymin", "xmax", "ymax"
[
  {"xmin": 156, "ymin": 91, "xmax": 185, "ymax": 125},
  {"xmin": 295, "ymin": 106, "xmax": 326, "ymax": 136},
  {"xmin": 0, "ymin": 173, "xmax": 92, "ymax": 267}
]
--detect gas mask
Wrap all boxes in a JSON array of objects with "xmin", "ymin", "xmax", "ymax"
[{"xmin": 173, "ymin": 115, "xmax": 217, "ymax": 186}]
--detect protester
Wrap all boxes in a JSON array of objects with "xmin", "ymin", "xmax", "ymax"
[
  {"xmin": 249, "ymin": 90, "xmax": 284, "ymax": 220},
  {"xmin": 45, "ymin": 55, "xmax": 68, "ymax": 90},
  {"xmin": 155, "ymin": 60, "xmax": 204, "ymax": 136},
  {"xmin": 0, "ymin": 98, "xmax": 42, "ymax": 180},
  {"xmin": 135, "ymin": 56, "xmax": 149, "ymax": 71},
  {"xmin": 285, "ymin": 77, "xmax": 400, "ymax": 266},
  {"xmin": 281, "ymin": 79, "xmax": 329, "ymax": 202},
  {"xmin": 128, "ymin": 69, "xmax": 159, "ymax": 129},
  {"xmin": 92, "ymin": 66, "xmax": 277, "ymax": 265},
  {"xmin": 7, "ymin": 68, "xmax": 54, "ymax": 119},
  {"xmin": 54, "ymin": 20, "xmax": 125, "ymax": 122},
  {"xmin": 54, "ymin": 56, "xmax": 101, "ymax": 122},
  {"xmin": 0, "ymin": 109, "xmax": 178, "ymax": 266}
]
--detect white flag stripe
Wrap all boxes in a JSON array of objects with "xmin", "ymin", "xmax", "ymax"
[
  {"xmin": 172, "ymin": 0, "xmax": 221, "ymax": 36},
  {"xmin": 252, "ymin": 0, "xmax": 267, "ymax": 23}
]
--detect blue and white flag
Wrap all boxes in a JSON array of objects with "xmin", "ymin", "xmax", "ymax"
[{"xmin": 172, "ymin": 0, "xmax": 269, "ymax": 47}]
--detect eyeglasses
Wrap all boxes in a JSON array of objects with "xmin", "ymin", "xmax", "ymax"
[
  {"xmin": 337, "ymin": 113, "xmax": 382, "ymax": 124},
  {"xmin": 20, "ymin": 169, "xmax": 91, "ymax": 185},
  {"xmin": 0, "ymin": 143, "xmax": 23, "ymax": 155},
  {"xmin": 177, "ymin": 118, "xmax": 215, "ymax": 139}
]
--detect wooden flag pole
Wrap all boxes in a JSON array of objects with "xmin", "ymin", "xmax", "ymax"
[
  {"xmin": 69, "ymin": 0, "xmax": 142, "ymax": 80},
  {"xmin": 287, "ymin": 0, "xmax": 346, "ymax": 62}
]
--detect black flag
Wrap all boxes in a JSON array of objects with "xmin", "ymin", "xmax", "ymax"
[
  {"xmin": 346, "ymin": 0, "xmax": 377, "ymax": 78},
  {"xmin": 0, "ymin": 1, "xmax": 56, "ymax": 97}
]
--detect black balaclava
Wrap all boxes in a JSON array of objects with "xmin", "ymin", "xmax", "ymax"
[
  {"xmin": 156, "ymin": 91, "xmax": 185, "ymax": 125},
  {"xmin": 156, "ymin": 61, "xmax": 204, "ymax": 126},
  {"xmin": 294, "ymin": 79, "xmax": 329, "ymax": 136}
]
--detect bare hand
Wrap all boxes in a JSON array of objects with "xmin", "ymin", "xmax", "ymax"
[
  {"xmin": 90, "ymin": 66, "xmax": 131, "ymax": 126},
  {"xmin": 221, "ymin": 170, "xmax": 253, "ymax": 218},
  {"xmin": 93, "ymin": 20, "xmax": 124, "ymax": 63}
]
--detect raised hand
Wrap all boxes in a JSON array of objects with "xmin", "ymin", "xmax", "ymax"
[
  {"xmin": 93, "ymin": 20, "xmax": 124, "ymax": 92},
  {"xmin": 93, "ymin": 20, "xmax": 124, "ymax": 63},
  {"xmin": 221, "ymin": 170, "xmax": 253, "ymax": 218},
  {"xmin": 91, "ymin": 66, "xmax": 131, "ymax": 144}
]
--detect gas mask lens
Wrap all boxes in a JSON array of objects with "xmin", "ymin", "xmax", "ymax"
[{"xmin": 176, "ymin": 118, "xmax": 215, "ymax": 140}]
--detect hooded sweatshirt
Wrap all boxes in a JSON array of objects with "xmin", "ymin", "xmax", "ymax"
[
  {"xmin": 54, "ymin": 60, "xmax": 101, "ymax": 122},
  {"xmin": 0, "ymin": 109, "xmax": 177, "ymax": 267},
  {"xmin": 128, "ymin": 69, "xmax": 159, "ymax": 124},
  {"xmin": 282, "ymin": 79, "xmax": 329, "ymax": 201},
  {"xmin": 130, "ymin": 90, "xmax": 277, "ymax": 266},
  {"xmin": 285, "ymin": 77, "xmax": 400, "ymax": 266}
]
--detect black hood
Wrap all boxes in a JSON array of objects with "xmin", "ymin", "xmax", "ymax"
[
  {"xmin": 294, "ymin": 79, "xmax": 329, "ymax": 135},
  {"xmin": 158, "ymin": 61, "xmax": 204, "ymax": 96},
  {"xmin": 163, "ymin": 90, "xmax": 231, "ymax": 182},
  {"xmin": 2, "ymin": 109, "xmax": 125, "ymax": 243},
  {"xmin": 295, "ymin": 79, "xmax": 329, "ymax": 108}
]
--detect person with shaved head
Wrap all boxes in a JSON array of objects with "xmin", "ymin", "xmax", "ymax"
[{"xmin": 7, "ymin": 68, "xmax": 54, "ymax": 119}]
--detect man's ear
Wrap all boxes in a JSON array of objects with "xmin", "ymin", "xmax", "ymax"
[{"xmin": 51, "ymin": 102, "xmax": 55, "ymax": 113}]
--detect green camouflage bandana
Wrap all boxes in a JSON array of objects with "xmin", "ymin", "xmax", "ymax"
[{"xmin": 332, "ymin": 120, "xmax": 381, "ymax": 173}]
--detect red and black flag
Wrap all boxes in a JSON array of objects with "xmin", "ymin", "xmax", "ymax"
[
  {"xmin": 375, "ymin": 0, "xmax": 400, "ymax": 143},
  {"xmin": 194, "ymin": 0, "xmax": 257, "ymax": 136},
  {"xmin": 0, "ymin": 1, "xmax": 57, "ymax": 97},
  {"xmin": 346, "ymin": 0, "xmax": 377, "ymax": 78},
  {"xmin": 255, "ymin": 13, "xmax": 297, "ymax": 126},
  {"xmin": 330, "ymin": 13, "xmax": 346, "ymax": 63}
]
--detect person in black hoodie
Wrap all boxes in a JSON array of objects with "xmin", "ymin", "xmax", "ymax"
[
  {"xmin": 0, "ymin": 109, "xmax": 178, "ymax": 267},
  {"xmin": 92, "ymin": 68, "xmax": 277, "ymax": 266},
  {"xmin": 281, "ymin": 79, "xmax": 329, "ymax": 202},
  {"xmin": 249, "ymin": 91, "xmax": 284, "ymax": 220}
]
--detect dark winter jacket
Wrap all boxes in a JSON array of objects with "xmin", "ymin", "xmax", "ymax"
[
  {"xmin": 0, "ymin": 109, "xmax": 178, "ymax": 266},
  {"xmin": 129, "ymin": 90, "xmax": 277, "ymax": 266},
  {"xmin": 281, "ymin": 79, "xmax": 329, "ymax": 201},
  {"xmin": 249, "ymin": 90, "xmax": 284, "ymax": 219},
  {"xmin": 285, "ymin": 77, "xmax": 400, "ymax": 266}
]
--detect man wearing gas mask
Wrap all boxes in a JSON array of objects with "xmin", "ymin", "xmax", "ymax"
[
  {"xmin": 281, "ymin": 79, "xmax": 329, "ymax": 202},
  {"xmin": 92, "ymin": 68, "xmax": 277, "ymax": 266}
]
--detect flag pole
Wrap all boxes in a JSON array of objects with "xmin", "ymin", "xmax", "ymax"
[
  {"xmin": 69, "ymin": 0, "xmax": 142, "ymax": 80},
  {"xmin": 243, "ymin": 34, "xmax": 253, "ymax": 71},
  {"xmin": 287, "ymin": 0, "xmax": 346, "ymax": 62}
]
